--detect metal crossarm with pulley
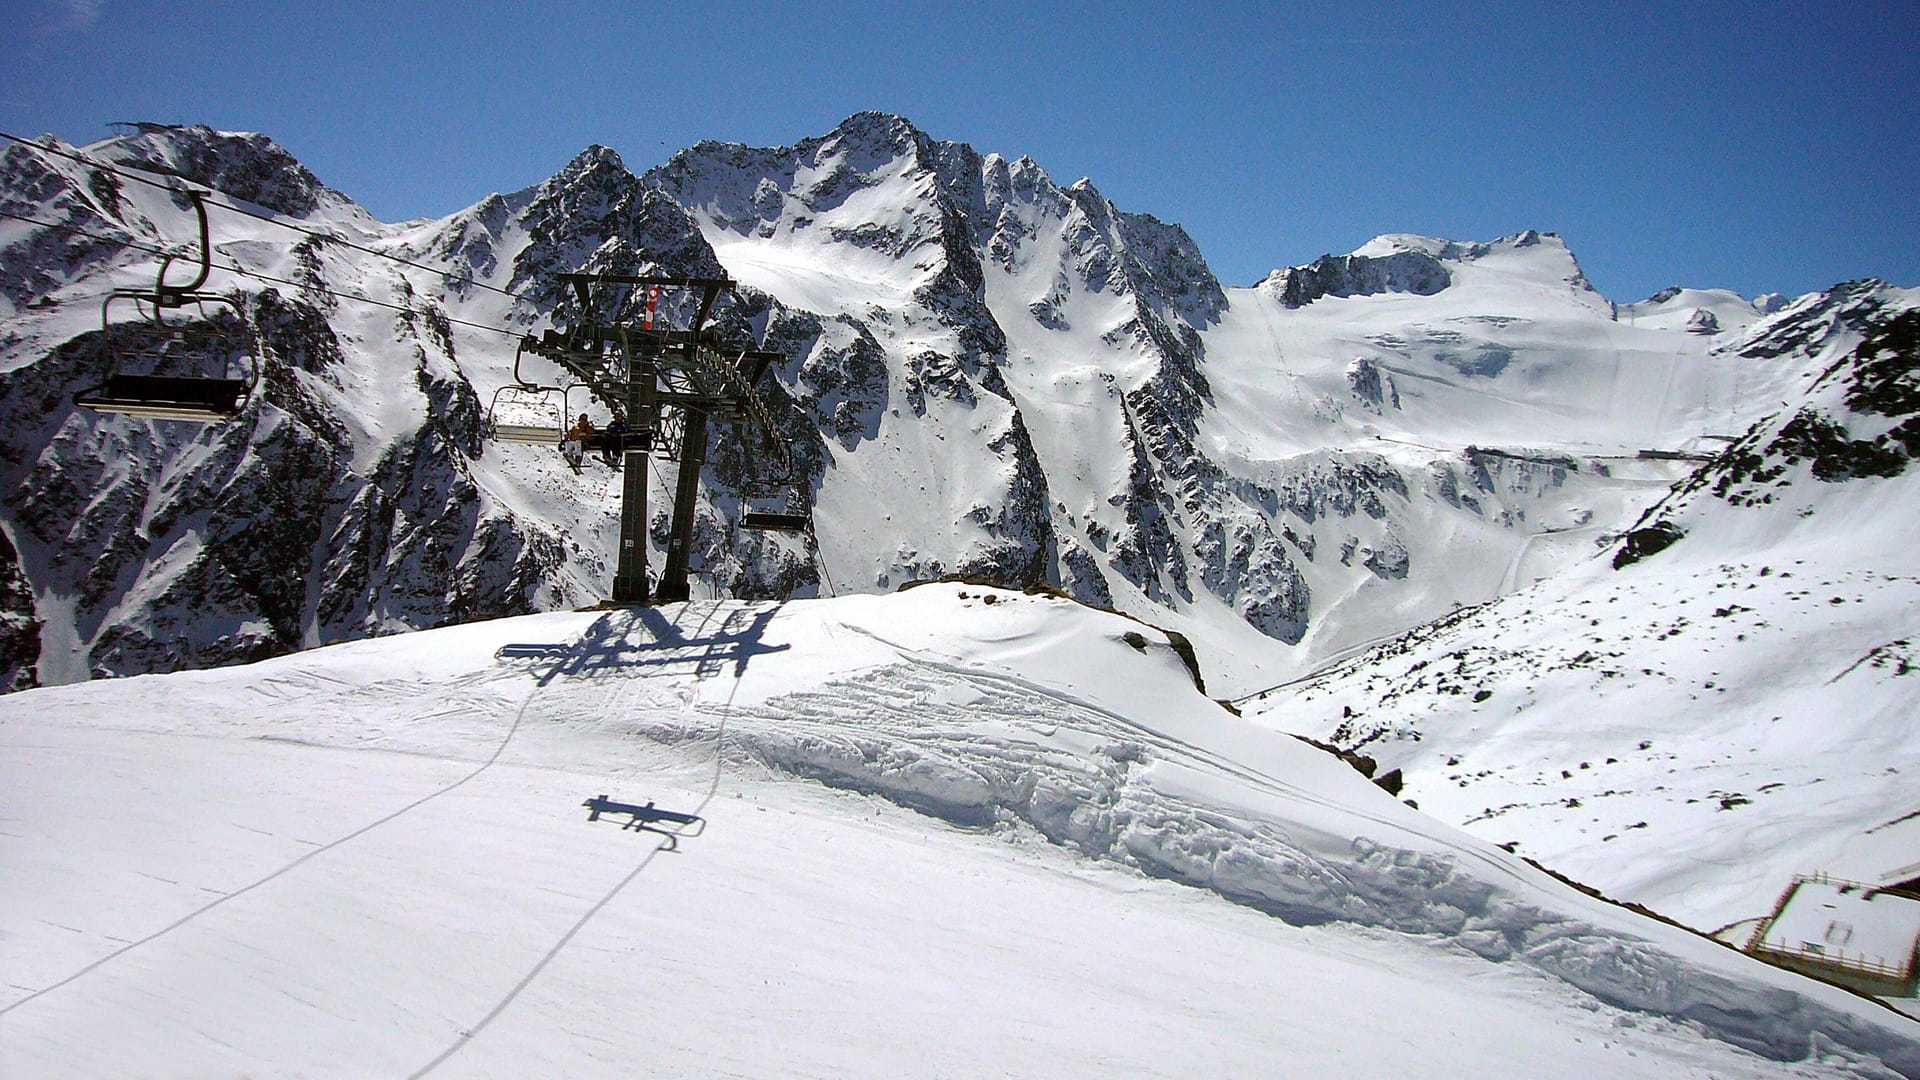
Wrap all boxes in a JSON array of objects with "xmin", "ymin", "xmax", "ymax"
[
  {"xmin": 513, "ymin": 273, "xmax": 809, "ymax": 603},
  {"xmin": 73, "ymin": 191, "xmax": 258, "ymax": 423}
]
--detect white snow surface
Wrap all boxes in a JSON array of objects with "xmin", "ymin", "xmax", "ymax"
[
  {"xmin": 1761, "ymin": 881, "xmax": 1920, "ymax": 976},
  {"xmin": 4, "ymin": 585, "xmax": 1919, "ymax": 1076},
  {"xmin": 1240, "ymin": 284, "xmax": 1920, "ymax": 943}
]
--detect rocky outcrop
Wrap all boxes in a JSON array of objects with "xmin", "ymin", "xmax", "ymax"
[
  {"xmin": 1196, "ymin": 510, "xmax": 1309, "ymax": 642},
  {"xmin": 1709, "ymin": 303, "xmax": 1918, "ymax": 499},
  {"xmin": 1347, "ymin": 357, "xmax": 1400, "ymax": 411},
  {"xmin": 507, "ymin": 145, "xmax": 728, "ymax": 317},
  {"xmin": 1260, "ymin": 249, "xmax": 1451, "ymax": 308},
  {"xmin": 100, "ymin": 124, "xmax": 336, "ymax": 218},
  {"xmin": 0, "ymin": 526, "xmax": 38, "ymax": 691},
  {"xmin": 1608, "ymin": 284, "xmax": 1918, "ymax": 569}
]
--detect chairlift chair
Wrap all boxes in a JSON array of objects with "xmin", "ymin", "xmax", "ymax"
[
  {"xmin": 76, "ymin": 288, "xmax": 257, "ymax": 423},
  {"xmin": 740, "ymin": 510, "xmax": 811, "ymax": 533},
  {"xmin": 72, "ymin": 191, "xmax": 259, "ymax": 423},
  {"xmin": 740, "ymin": 486, "xmax": 811, "ymax": 533},
  {"xmin": 485, "ymin": 383, "xmax": 566, "ymax": 445},
  {"xmin": 486, "ymin": 379, "xmax": 616, "ymax": 477},
  {"xmin": 718, "ymin": 346, "xmax": 813, "ymax": 534}
]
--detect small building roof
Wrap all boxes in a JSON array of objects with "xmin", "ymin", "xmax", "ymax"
[{"xmin": 1757, "ymin": 877, "xmax": 1920, "ymax": 977}]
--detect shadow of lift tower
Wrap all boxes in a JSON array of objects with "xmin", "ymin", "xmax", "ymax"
[{"xmin": 520, "ymin": 273, "xmax": 808, "ymax": 604}]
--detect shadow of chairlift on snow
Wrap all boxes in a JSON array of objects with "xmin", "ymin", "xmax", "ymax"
[
  {"xmin": 496, "ymin": 605, "xmax": 787, "ymax": 848},
  {"xmin": 583, "ymin": 795, "xmax": 706, "ymax": 850},
  {"xmin": 495, "ymin": 603, "xmax": 790, "ymax": 687}
]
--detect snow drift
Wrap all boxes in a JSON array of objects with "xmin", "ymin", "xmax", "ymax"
[{"xmin": 3, "ymin": 585, "xmax": 1917, "ymax": 1074}]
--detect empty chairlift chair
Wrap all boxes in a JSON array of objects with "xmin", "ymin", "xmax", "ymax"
[
  {"xmin": 486, "ymin": 383, "xmax": 569, "ymax": 445},
  {"xmin": 73, "ymin": 192, "xmax": 258, "ymax": 423},
  {"xmin": 740, "ymin": 493, "xmax": 810, "ymax": 533}
]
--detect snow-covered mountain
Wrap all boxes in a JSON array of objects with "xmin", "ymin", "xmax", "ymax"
[
  {"xmin": 0, "ymin": 114, "xmax": 1824, "ymax": 698},
  {"xmin": 0, "ymin": 111, "xmax": 1912, "ymax": 926},
  {"xmin": 5, "ymin": 586, "xmax": 1917, "ymax": 1075},
  {"xmin": 1241, "ymin": 283, "xmax": 1920, "ymax": 936},
  {"xmin": 4, "ymin": 115, "xmax": 1918, "ymax": 983}
]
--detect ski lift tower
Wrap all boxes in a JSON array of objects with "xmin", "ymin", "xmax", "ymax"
[{"xmin": 520, "ymin": 274, "xmax": 801, "ymax": 604}]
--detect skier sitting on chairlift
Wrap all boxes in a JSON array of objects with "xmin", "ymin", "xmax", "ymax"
[
  {"xmin": 564, "ymin": 412, "xmax": 595, "ymax": 470},
  {"xmin": 602, "ymin": 409, "xmax": 628, "ymax": 469}
]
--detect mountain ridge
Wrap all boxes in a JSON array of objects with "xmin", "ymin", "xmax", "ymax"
[{"xmin": 0, "ymin": 114, "xmax": 1910, "ymax": 699}]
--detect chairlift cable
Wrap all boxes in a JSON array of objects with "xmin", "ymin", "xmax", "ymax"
[
  {"xmin": 411, "ymin": 612, "xmax": 742, "ymax": 1077},
  {"xmin": 218, "ymin": 263, "xmax": 524, "ymax": 338},
  {"xmin": 0, "ymin": 207, "xmax": 178, "ymax": 261},
  {"xmin": 0, "ymin": 207, "xmax": 524, "ymax": 340},
  {"xmin": 809, "ymin": 516, "xmax": 837, "ymax": 598},
  {"xmin": 1, "ymin": 130, "xmax": 523, "ymax": 301}
]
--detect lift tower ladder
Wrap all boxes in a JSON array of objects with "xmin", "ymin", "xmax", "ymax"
[{"xmin": 520, "ymin": 274, "xmax": 796, "ymax": 604}]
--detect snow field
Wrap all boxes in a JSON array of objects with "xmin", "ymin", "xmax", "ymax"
[
  {"xmin": 0, "ymin": 721, "xmax": 1843, "ymax": 1079},
  {"xmin": 1242, "ymin": 280, "xmax": 1920, "ymax": 948},
  {"xmin": 5, "ymin": 587, "xmax": 1918, "ymax": 1075}
]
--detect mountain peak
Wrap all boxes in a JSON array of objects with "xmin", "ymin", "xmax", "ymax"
[
  {"xmin": 821, "ymin": 111, "xmax": 930, "ymax": 158},
  {"xmin": 1258, "ymin": 245, "xmax": 1452, "ymax": 308},
  {"xmin": 832, "ymin": 110, "xmax": 921, "ymax": 137},
  {"xmin": 1349, "ymin": 229, "xmax": 1568, "ymax": 262},
  {"xmin": 87, "ymin": 123, "xmax": 336, "ymax": 218},
  {"xmin": 1257, "ymin": 231, "xmax": 1603, "ymax": 307},
  {"xmin": 1348, "ymin": 233, "xmax": 1459, "ymax": 260},
  {"xmin": 560, "ymin": 144, "xmax": 628, "ymax": 176}
]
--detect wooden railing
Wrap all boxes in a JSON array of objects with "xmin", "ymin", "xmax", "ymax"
[{"xmin": 1743, "ymin": 873, "xmax": 1917, "ymax": 989}]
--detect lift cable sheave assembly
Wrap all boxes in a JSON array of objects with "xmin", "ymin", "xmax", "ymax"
[
  {"xmin": 72, "ymin": 190, "xmax": 259, "ymax": 422},
  {"xmin": 516, "ymin": 273, "xmax": 809, "ymax": 604}
]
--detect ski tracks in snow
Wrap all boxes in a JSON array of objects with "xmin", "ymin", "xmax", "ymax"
[
  {"xmin": 1, "ymin": 612, "xmax": 738, "ymax": 1073},
  {"xmin": 0, "ymin": 677, "xmax": 541, "ymax": 1023}
]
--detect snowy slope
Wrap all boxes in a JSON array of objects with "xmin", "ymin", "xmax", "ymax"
[
  {"xmin": 0, "ymin": 117, "xmax": 1823, "ymax": 701},
  {"xmin": 1240, "ymin": 284, "xmax": 1920, "ymax": 937},
  {"xmin": 4, "ymin": 585, "xmax": 1917, "ymax": 1076},
  {"xmin": 644, "ymin": 124, "xmax": 1800, "ymax": 693},
  {"xmin": 1191, "ymin": 229, "xmax": 1799, "ymax": 683}
]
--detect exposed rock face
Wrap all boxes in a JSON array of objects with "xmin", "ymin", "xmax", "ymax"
[
  {"xmin": 0, "ymin": 144, "xmax": 141, "ymax": 306},
  {"xmin": 0, "ymin": 526, "xmax": 38, "ymax": 691},
  {"xmin": 1196, "ymin": 510, "xmax": 1309, "ymax": 642},
  {"xmin": 506, "ymin": 146, "xmax": 729, "ymax": 313},
  {"xmin": 1610, "ymin": 283, "xmax": 1918, "ymax": 568},
  {"xmin": 1685, "ymin": 308, "xmax": 1720, "ymax": 334},
  {"xmin": 1346, "ymin": 357, "xmax": 1400, "ymax": 411},
  {"xmin": 97, "ymin": 125, "xmax": 336, "ymax": 218},
  {"xmin": 1709, "ymin": 301, "xmax": 1918, "ymax": 497},
  {"xmin": 1259, "ymin": 250, "xmax": 1451, "ymax": 308}
]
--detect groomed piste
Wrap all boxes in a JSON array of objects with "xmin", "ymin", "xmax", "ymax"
[{"xmin": 4, "ymin": 584, "xmax": 1917, "ymax": 1076}]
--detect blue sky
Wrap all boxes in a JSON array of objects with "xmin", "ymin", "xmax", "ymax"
[{"xmin": 6, "ymin": 0, "xmax": 1916, "ymax": 302}]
